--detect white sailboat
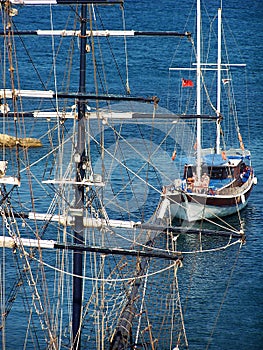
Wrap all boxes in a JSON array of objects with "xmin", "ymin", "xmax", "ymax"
[{"xmin": 160, "ymin": 0, "xmax": 257, "ymax": 223}]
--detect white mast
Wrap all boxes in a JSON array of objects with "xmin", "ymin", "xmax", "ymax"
[
  {"xmin": 216, "ymin": 7, "xmax": 222, "ymax": 154},
  {"xmin": 196, "ymin": 0, "xmax": 202, "ymax": 180}
]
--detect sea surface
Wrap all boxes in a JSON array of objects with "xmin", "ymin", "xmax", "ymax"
[
  {"xmin": 1, "ymin": 0, "xmax": 263, "ymax": 349},
  {"xmin": 125, "ymin": 2, "xmax": 263, "ymax": 348}
]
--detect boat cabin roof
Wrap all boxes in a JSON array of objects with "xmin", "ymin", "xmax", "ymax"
[
  {"xmin": 185, "ymin": 154, "xmax": 244, "ymax": 168},
  {"xmin": 185, "ymin": 159, "xmax": 242, "ymax": 168}
]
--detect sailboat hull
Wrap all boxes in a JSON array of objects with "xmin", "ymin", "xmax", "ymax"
[{"xmin": 163, "ymin": 177, "xmax": 255, "ymax": 222}]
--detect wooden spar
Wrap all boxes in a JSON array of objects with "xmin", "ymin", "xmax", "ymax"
[
  {"xmin": 55, "ymin": 243, "xmax": 181, "ymax": 261},
  {"xmin": 0, "ymin": 29, "xmax": 191, "ymax": 38},
  {"xmin": 0, "ymin": 88, "xmax": 159, "ymax": 103},
  {"xmin": 109, "ymin": 240, "xmax": 154, "ymax": 350},
  {"xmin": 0, "ymin": 236, "xmax": 181, "ymax": 261},
  {"xmin": 0, "ymin": 112, "xmax": 218, "ymax": 120},
  {"xmin": 1, "ymin": 210, "xmax": 242, "ymax": 238},
  {"xmin": 108, "ymin": 239, "xmax": 182, "ymax": 349}
]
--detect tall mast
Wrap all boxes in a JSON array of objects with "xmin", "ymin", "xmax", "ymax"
[
  {"xmin": 196, "ymin": 0, "xmax": 201, "ymax": 180},
  {"xmin": 72, "ymin": 4, "xmax": 87, "ymax": 349},
  {"xmin": 216, "ymin": 7, "xmax": 222, "ymax": 154}
]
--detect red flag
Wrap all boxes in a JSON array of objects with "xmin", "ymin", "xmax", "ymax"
[{"xmin": 182, "ymin": 78, "xmax": 194, "ymax": 87}]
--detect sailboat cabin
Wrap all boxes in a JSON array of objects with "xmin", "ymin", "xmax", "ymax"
[{"xmin": 182, "ymin": 154, "xmax": 252, "ymax": 194}]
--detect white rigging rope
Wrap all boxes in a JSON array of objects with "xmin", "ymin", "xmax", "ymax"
[
  {"xmin": 89, "ymin": 115, "xmax": 176, "ymax": 194},
  {"xmin": 29, "ymin": 252, "xmax": 181, "ymax": 283},
  {"xmin": 110, "ymin": 227, "xmax": 242, "ymax": 255}
]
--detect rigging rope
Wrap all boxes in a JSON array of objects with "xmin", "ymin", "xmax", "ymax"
[
  {"xmin": 205, "ymin": 241, "xmax": 243, "ymax": 349},
  {"xmin": 29, "ymin": 252, "xmax": 181, "ymax": 283}
]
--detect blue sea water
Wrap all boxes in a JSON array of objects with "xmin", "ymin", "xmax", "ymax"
[
  {"xmin": 127, "ymin": 2, "xmax": 263, "ymax": 349},
  {"xmin": 118, "ymin": 1, "xmax": 263, "ymax": 349},
  {"xmin": 133, "ymin": 2, "xmax": 263, "ymax": 349},
  {"xmin": 1, "ymin": 1, "xmax": 262, "ymax": 349},
  {"xmin": 126, "ymin": 2, "xmax": 263, "ymax": 348}
]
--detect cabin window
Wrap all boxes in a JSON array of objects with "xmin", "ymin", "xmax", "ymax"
[
  {"xmin": 183, "ymin": 164, "xmax": 233, "ymax": 180},
  {"xmin": 207, "ymin": 166, "xmax": 230, "ymax": 180}
]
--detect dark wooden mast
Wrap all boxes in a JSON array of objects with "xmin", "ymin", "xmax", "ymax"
[{"xmin": 72, "ymin": 4, "xmax": 87, "ymax": 349}]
